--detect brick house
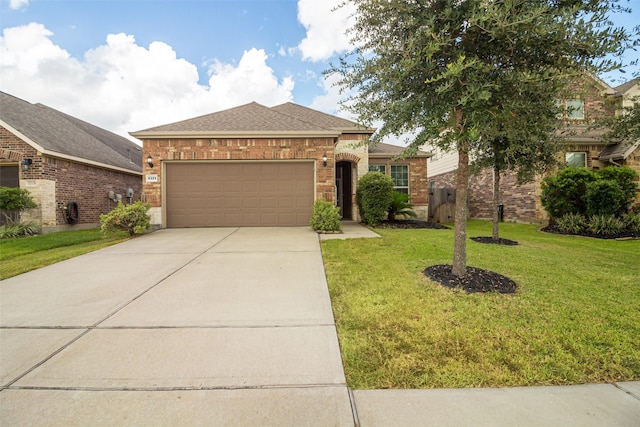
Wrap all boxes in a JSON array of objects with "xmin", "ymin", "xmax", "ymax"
[
  {"xmin": 0, "ymin": 91, "xmax": 143, "ymax": 232},
  {"xmin": 426, "ymin": 76, "xmax": 640, "ymax": 223},
  {"xmin": 130, "ymin": 102, "xmax": 431, "ymax": 228}
]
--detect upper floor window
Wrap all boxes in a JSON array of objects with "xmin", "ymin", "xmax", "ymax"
[
  {"xmin": 368, "ymin": 164, "xmax": 386, "ymax": 174},
  {"xmin": 565, "ymin": 152, "xmax": 587, "ymax": 168},
  {"xmin": 391, "ymin": 164, "xmax": 409, "ymax": 194},
  {"xmin": 566, "ymin": 99, "xmax": 585, "ymax": 120}
]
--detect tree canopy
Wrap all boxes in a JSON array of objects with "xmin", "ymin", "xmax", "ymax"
[{"xmin": 333, "ymin": 0, "xmax": 635, "ymax": 277}]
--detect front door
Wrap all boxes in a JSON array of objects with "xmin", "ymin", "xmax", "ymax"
[{"xmin": 336, "ymin": 161, "xmax": 352, "ymax": 220}]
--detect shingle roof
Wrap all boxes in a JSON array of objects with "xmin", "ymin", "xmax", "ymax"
[
  {"xmin": 131, "ymin": 102, "xmax": 343, "ymax": 138},
  {"xmin": 614, "ymin": 78, "xmax": 639, "ymax": 95},
  {"xmin": 271, "ymin": 102, "xmax": 375, "ymax": 134},
  {"xmin": 131, "ymin": 101, "xmax": 375, "ymax": 138},
  {"xmin": 599, "ymin": 140, "xmax": 640, "ymax": 162},
  {"xmin": 369, "ymin": 142, "xmax": 431, "ymax": 157},
  {"xmin": 0, "ymin": 91, "xmax": 142, "ymax": 174}
]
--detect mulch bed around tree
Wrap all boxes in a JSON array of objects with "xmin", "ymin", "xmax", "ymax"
[
  {"xmin": 470, "ymin": 236, "xmax": 519, "ymax": 245},
  {"xmin": 375, "ymin": 219, "xmax": 450, "ymax": 229},
  {"xmin": 424, "ymin": 264, "xmax": 517, "ymax": 294}
]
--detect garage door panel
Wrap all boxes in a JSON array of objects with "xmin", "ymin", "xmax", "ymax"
[{"xmin": 166, "ymin": 162, "xmax": 314, "ymax": 227}]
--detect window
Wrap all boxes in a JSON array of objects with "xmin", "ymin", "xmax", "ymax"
[
  {"xmin": 565, "ymin": 152, "xmax": 587, "ymax": 168},
  {"xmin": 390, "ymin": 165, "xmax": 409, "ymax": 194},
  {"xmin": 566, "ymin": 99, "xmax": 584, "ymax": 120},
  {"xmin": 368, "ymin": 164, "xmax": 386, "ymax": 174},
  {"xmin": 0, "ymin": 165, "xmax": 19, "ymax": 188}
]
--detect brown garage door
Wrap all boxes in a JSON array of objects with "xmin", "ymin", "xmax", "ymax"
[{"xmin": 165, "ymin": 162, "xmax": 314, "ymax": 227}]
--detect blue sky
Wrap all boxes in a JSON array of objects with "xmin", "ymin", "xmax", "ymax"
[{"xmin": 1, "ymin": 0, "xmax": 638, "ymax": 141}]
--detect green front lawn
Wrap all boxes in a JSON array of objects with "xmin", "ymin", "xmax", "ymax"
[
  {"xmin": 0, "ymin": 229, "xmax": 130, "ymax": 280},
  {"xmin": 321, "ymin": 220, "xmax": 640, "ymax": 389}
]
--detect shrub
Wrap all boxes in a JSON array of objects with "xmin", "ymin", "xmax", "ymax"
[
  {"xmin": 0, "ymin": 187, "xmax": 37, "ymax": 225},
  {"xmin": 587, "ymin": 214, "xmax": 624, "ymax": 236},
  {"xmin": 541, "ymin": 167, "xmax": 598, "ymax": 219},
  {"xmin": 0, "ymin": 222, "xmax": 40, "ymax": 239},
  {"xmin": 621, "ymin": 212, "xmax": 640, "ymax": 232},
  {"xmin": 100, "ymin": 201, "xmax": 151, "ymax": 236},
  {"xmin": 356, "ymin": 172, "xmax": 394, "ymax": 226},
  {"xmin": 597, "ymin": 166, "xmax": 638, "ymax": 210},
  {"xmin": 585, "ymin": 180, "xmax": 626, "ymax": 217},
  {"xmin": 555, "ymin": 213, "xmax": 587, "ymax": 235},
  {"xmin": 387, "ymin": 191, "xmax": 417, "ymax": 222},
  {"xmin": 310, "ymin": 200, "xmax": 342, "ymax": 232}
]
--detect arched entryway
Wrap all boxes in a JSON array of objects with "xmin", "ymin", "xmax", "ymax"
[{"xmin": 336, "ymin": 161, "xmax": 353, "ymax": 219}]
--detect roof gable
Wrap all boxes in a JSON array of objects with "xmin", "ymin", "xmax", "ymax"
[{"xmin": 0, "ymin": 92, "xmax": 142, "ymax": 173}]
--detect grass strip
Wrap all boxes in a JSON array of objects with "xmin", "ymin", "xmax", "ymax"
[{"xmin": 0, "ymin": 229, "xmax": 129, "ymax": 279}]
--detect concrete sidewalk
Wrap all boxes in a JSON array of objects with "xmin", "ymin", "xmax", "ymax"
[
  {"xmin": 1, "ymin": 227, "xmax": 353, "ymax": 426},
  {"xmin": 1, "ymin": 225, "xmax": 639, "ymax": 426}
]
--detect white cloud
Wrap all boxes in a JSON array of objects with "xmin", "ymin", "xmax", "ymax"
[
  {"xmin": 310, "ymin": 72, "xmax": 351, "ymax": 117},
  {"xmin": 297, "ymin": 0, "xmax": 355, "ymax": 62},
  {"xmin": 9, "ymin": 0, "xmax": 29, "ymax": 10},
  {"xmin": 0, "ymin": 23, "xmax": 295, "ymax": 140},
  {"xmin": 206, "ymin": 48, "xmax": 294, "ymax": 108}
]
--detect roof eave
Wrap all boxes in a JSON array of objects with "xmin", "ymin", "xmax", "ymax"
[
  {"xmin": 130, "ymin": 130, "xmax": 341, "ymax": 139},
  {"xmin": 368, "ymin": 152, "xmax": 433, "ymax": 159},
  {"xmin": 338, "ymin": 128, "xmax": 376, "ymax": 135}
]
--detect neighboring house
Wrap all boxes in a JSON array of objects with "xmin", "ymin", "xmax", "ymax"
[
  {"xmin": 0, "ymin": 91, "xmax": 143, "ymax": 232},
  {"xmin": 426, "ymin": 76, "xmax": 640, "ymax": 223},
  {"xmin": 130, "ymin": 102, "xmax": 431, "ymax": 228}
]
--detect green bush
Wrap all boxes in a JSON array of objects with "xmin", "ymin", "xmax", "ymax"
[
  {"xmin": 310, "ymin": 200, "xmax": 342, "ymax": 232},
  {"xmin": 587, "ymin": 214, "xmax": 624, "ymax": 236},
  {"xmin": 541, "ymin": 167, "xmax": 598, "ymax": 219},
  {"xmin": 0, "ymin": 187, "xmax": 37, "ymax": 224},
  {"xmin": 0, "ymin": 222, "xmax": 40, "ymax": 239},
  {"xmin": 356, "ymin": 172, "xmax": 394, "ymax": 226},
  {"xmin": 541, "ymin": 166, "xmax": 638, "ymax": 219},
  {"xmin": 585, "ymin": 179, "xmax": 626, "ymax": 217},
  {"xmin": 597, "ymin": 166, "xmax": 638, "ymax": 210},
  {"xmin": 621, "ymin": 212, "xmax": 640, "ymax": 232},
  {"xmin": 100, "ymin": 201, "xmax": 151, "ymax": 236},
  {"xmin": 387, "ymin": 191, "xmax": 417, "ymax": 222},
  {"xmin": 555, "ymin": 213, "xmax": 587, "ymax": 235}
]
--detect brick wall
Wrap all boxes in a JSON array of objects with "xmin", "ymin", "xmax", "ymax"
[
  {"xmin": 1, "ymin": 126, "xmax": 142, "ymax": 228},
  {"xmin": 42, "ymin": 156, "xmax": 142, "ymax": 225},
  {"xmin": 142, "ymin": 136, "xmax": 336, "ymax": 212},
  {"xmin": 560, "ymin": 77, "xmax": 617, "ymax": 125},
  {"xmin": 429, "ymin": 168, "xmax": 539, "ymax": 223},
  {"xmin": 368, "ymin": 157, "xmax": 429, "ymax": 207}
]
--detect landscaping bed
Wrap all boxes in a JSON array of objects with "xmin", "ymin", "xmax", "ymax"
[
  {"xmin": 541, "ymin": 225, "xmax": 640, "ymax": 240},
  {"xmin": 374, "ymin": 219, "xmax": 450, "ymax": 229}
]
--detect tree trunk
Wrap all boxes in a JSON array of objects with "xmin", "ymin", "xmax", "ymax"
[
  {"xmin": 492, "ymin": 165, "xmax": 500, "ymax": 241},
  {"xmin": 452, "ymin": 141, "xmax": 469, "ymax": 278}
]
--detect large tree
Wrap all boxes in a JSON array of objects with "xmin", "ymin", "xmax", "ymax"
[{"xmin": 333, "ymin": 0, "xmax": 633, "ymax": 277}]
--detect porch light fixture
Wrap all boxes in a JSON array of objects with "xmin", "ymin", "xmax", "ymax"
[
  {"xmin": 21, "ymin": 158, "xmax": 32, "ymax": 172},
  {"xmin": 322, "ymin": 153, "xmax": 328, "ymax": 167},
  {"xmin": 146, "ymin": 154, "xmax": 154, "ymax": 168}
]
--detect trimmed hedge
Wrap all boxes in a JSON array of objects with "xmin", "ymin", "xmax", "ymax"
[{"xmin": 356, "ymin": 172, "xmax": 394, "ymax": 226}]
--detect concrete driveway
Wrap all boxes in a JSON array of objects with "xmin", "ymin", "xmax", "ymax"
[{"xmin": 0, "ymin": 227, "xmax": 354, "ymax": 426}]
